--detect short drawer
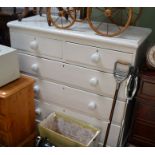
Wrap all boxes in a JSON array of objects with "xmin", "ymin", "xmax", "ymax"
[
  {"xmin": 131, "ymin": 120, "xmax": 155, "ymax": 143},
  {"xmin": 138, "ymin": 79, "xmax": 155, "ymax": 100},
  {"xmin": 63, "ymin": 42, "xmax": 133, "ymax": 73},
  {"xmin": 18, "ymin": 53, "xmax": 126, "ymax": 100},
  {"xmin": 33, "ymin": 78, "xmax": 125, "ymax": 124},
  {"xmin": 10, "ymin": 32, "xmax": 62, "ymax": 59},
  {"xmin": 34, "ymin": 99, "xmax": 121, "ymax": 147},
  {"xmin": 135, "ymin": 99, "xmax": 155, "ymax": 123}
]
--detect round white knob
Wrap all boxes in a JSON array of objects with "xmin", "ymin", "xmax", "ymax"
[
  {"xmin": 89, "ymin": 77, "xmax": 98, "ymax": 86},
  {"xmin": 34, "ymin": 85, "xmax": 40, "ymax": 93},
  {"xmin": 31, "ymin": 63, "xmax": 39, "ymax": 72},
  {"xmin": 35, "ymin": 107, "xmax": 41, "ymax": 115},
  {"xmin": 30, "ymin": 40, "xmax": 39, "ymax": 50},
  {"xmin": 91, "ymin": 53, "xmax": 100, "ymax": 63},
  {"xmin": 88, "ymin": 102, "xmax": 96, "ymax": 110}
]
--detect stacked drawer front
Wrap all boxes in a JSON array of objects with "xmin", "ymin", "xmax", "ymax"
[
  {"xmin": 0, "ymin": 101, "xmax": 11, "ymax": 145},
  {"xmin": 17, "ymin": 53, "xmax": 127, "ymax": 101},
  {"xmin": 0, "ymin": 115, "xmax": 11, "ymax": 145},
  {"xmin": 11, "ymin": 31, "xmax": 134, "ymax": 146}
]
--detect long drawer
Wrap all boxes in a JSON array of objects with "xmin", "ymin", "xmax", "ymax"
[
  {"xmin": 63, "ymin": 42, "xmax": 133, "ymax": 73},
  {"xmin": 18, "ymin": 52, "xmax": 126, "ymax": 100},
  {"xmin": 10, "ymin": 32, "xmax": 62, "ymax": 59},
  {"xmin": 34, "ymin": 99, "xmax": 121, "ymax": 147}
]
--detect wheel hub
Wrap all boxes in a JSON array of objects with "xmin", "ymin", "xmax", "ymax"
[
  {"xmin": 104, "ymin": 9, "xmax": 112, "ymax": 17},
  {"xmin": 58, "ymin": 11, "xmax": 65, "ymax": 17}
]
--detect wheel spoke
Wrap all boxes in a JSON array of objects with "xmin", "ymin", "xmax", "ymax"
[
  {"xmin": 96, "ymin": 21, "xmax": 104, "ymax": 29},
  {"xmin": 61, "ymin": 17, "xmax": 63, "ymax": 27},
  {"xmin": 107, "ymin": 23, "xmax": 109, "ymax": 35},
  {"xmin": 54, "ymin": 16, "xmax": 60, "ymax": 23}
]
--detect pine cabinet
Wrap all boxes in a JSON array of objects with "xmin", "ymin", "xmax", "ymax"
[{"xmin": 0, "ymin": 76, "xmax": 35, "ymax": 146}]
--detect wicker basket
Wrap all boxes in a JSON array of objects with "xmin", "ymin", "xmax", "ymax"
[{"xmin": 38, "ymin": 112, "xmax": 100, "ymax": 147}]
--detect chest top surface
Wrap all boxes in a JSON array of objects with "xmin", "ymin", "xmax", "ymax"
[{"xmin": 7, "ymin": 15, "xmax": 152, "ymax": 53}]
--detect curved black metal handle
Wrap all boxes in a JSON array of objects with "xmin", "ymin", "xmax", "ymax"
[{"xmin": 125, "ymin": 75, "xmax": 138, "ymax": 101}]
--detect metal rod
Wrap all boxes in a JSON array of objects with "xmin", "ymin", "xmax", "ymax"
[{"xmin": 103, "ymin": 82, "xmax": 121, "ymax": 146}]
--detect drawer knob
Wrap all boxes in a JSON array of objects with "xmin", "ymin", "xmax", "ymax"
[
  {"xmin": 35, "ymin": 107, "xmax": 41, "ymax": 115},
  {"xmin": 91, "ymin": 53, "xmax": 100, "ymax": 63},
  {"xmin": 34, "ymin": 85, "xmax": 40, "ymax": 93},
  {"xmin": 31, "ymin": 63, "xmax": 39, "ymax": 72},
  {"xmin": 30, "ymin": 40, "xmax": 39, "ymax": 50},
  {"xmin": 89, "ymin": 77, "xmax": 98, "ymax": 86},
  {"xmin": 88, "ymin": 102, "xmax": 96, "ymax": 110}
]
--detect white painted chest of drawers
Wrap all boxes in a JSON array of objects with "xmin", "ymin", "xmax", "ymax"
[{"xmin": 7, "ymin": 15, "xmax": 151, "ymax": 147}]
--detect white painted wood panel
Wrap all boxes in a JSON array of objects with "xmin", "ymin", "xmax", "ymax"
[
  {"xmin": 36, "ymin": 36, "xmax": 62, "ymax": 58},
  {"xmin": 8, "ymin": 15, "xmax": 151, "ymax": 53},
  {"xmin": 10, "ymin": 32, "xmax": 62, "ymax": 59},
  {"xmin": 63, "ymin": 42, "xmax": 133, "ymax": 73},
  {"xmin": 10, "ymin": 32, "xmax": 34, "ymax": 52}
]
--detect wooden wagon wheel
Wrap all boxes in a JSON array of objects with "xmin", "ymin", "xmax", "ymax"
[
  {"xmin": 46, "ymin": 7, "xmax": 76, "ymax": 29},
  {"xmin": 108, "ymin": 7, "xmax": 142, "ymax": 26},
  {"xmin": 87, "ymin": 7, "xmax": 133, "ymax": 37}
]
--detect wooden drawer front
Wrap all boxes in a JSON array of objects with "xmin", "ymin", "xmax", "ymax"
[
  {"xmin": 33, "ymin": 79, "xmax": 125, "ymax": 124},
  {"xmin": 63, "ymin": 42, "xmax": 133, "ymax": 73},
  {"xmin": 135, "ymin": 100, "xmax": 155, "ymax": 123},
  {"xmin": 10, "ymin": 32, "xmax": 62, "ymax": 59},
  {"xmin": 18, "ymin": 53, "xmax": 126, "ymax": 100},
  {"xmin": 139, "ymin": 80, "xmax": 155, "ymax": 99},
  {"xmin": 35, "ymin": 99, "xmax": 121, "ymax": 147},
  {"xmin": 0, "ymin": 100, "xmax": 9, "ymax": 116},
  {"xmin": 0, "ymin": 131, "xmax": 11, "ymax": 146},
  {"xmin": 0, "ymin": 117, "xmax": 11, "ymax": 132},
  {"xmin": 131, "ymin": 120, "xmax": 155, "ymax": 145}
]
